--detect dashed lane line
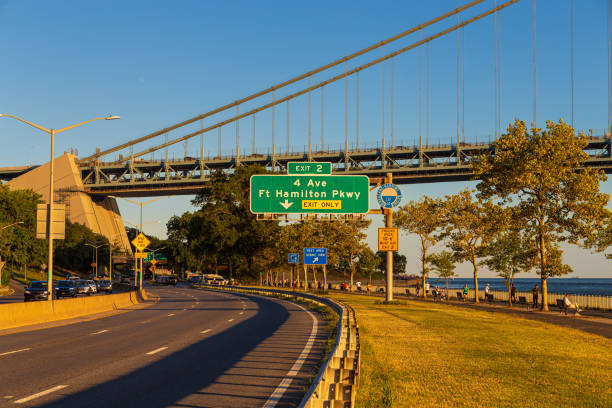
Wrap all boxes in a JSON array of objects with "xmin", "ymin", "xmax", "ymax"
[
  {"xmin": 167, "ymin": 314, "xmax": 175, "ymax": 317},
  {"xmin": 13, "ymin": 385, "xmax": 68, "ymax": 404},
  {"xmin": 200, "ymin": 329, "xmax": 212, "ymax": 334},
  {"xmin": 90, "ymin": 329, "xmax": 108, "ymax": 335},
  {"xmin": 0, "ymin": 348, "xmax": 31, "ymax": 357},
  {"xmin": 227, "ymin": 319, "xmax": 234, "ymax": 322},
  {"xmin": 146, "ymin": 347, "xmax": 168, "ymax": 356}
]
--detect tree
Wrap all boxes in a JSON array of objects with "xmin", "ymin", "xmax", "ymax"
[
  {"xmin": 395, "ymin": 197, "xmax": 443, "ymax": 297},
  {"xmin": 356, "ymin": 247, "xmax": 381, "ymax": 284},
  {"xmin": 439, "ymin": 189, "xmax": 507, "ymax": 303},
  {"xmin": 427, "ymin": 250, "xmax": 456, "ymax": 299},
  {"xmin": 0, "ymin": 186, "xmax": 46, "ymax": 284},
  {"xmin": 473, "ymin": 119, "xmax": 610, "ymax": 310},
  {"xmin": 482, "ymin": 225, "xmax": 536, "ymax": 306},
  {"xmin": 375, "ymin": 251, "xmax": 407, "ymax": 276}
]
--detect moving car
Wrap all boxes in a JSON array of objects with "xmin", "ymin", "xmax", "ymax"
[
  {"xmin": 155, "ymin": 276, "xmax": 168, "ymax": 284},
  {"xmin": 87, "ymin": 280, "xmax": 98, "ymax": 294},
  {"xmin": 98, "ymin": 280, "xmax": 113, "ymax": 293},
  {"xmin": 55, "ymin": 280, "xmax": 77, "ymax": 299},
  {"xmin": 75, "ymin": 279, "xmax": 91, "ymax": 296},
  {"xmin": 24, "ymin": 281, "xmax": 50, "ymax": 301}
]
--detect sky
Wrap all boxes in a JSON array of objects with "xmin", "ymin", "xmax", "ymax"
[{"xmin": 1, "ymin": 0, "xmax": 612, "ymax": 278}]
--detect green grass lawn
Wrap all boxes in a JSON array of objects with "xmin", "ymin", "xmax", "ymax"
[{"xmin": 328, "ymin": 293, "xmax": 612, "ymax": 408}]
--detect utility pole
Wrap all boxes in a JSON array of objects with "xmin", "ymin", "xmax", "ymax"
[{"xmin": 385, "ymin": 172, "xmax": 394, "ymax": 301}]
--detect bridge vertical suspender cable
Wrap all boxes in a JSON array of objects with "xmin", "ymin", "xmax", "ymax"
[
  {"xmin": 419, "ymin": 34, "xmax": 423, "ymax": 151},
  {"xmin": 236, "ymin": 105, "xmax": 240, "ymax": 158},
  {"xmin": 391, "ymin": 57, "xmax": 394, "ymax": 148},
  {"xmin": 462, "ymin": 25, "xmax": 466, "ymax": 144},
  {"xmin": 217, "ymin": 127, "xmax": 221, "ymax": 158},
  {"xmin": 345, "ymin": 62, "xmax": 348, "ymax": 150},
  {"xmin": 286, "ymin": 101, "xmax": 290, "ymax": 154},
  {"xmin": 606, "ymin": 0, "xmax": 612, "ymax": 133},
  {"xmin": 494, "ymin": 0, "xmax": 499, "ymax": 140},
  {"xmin": 382, "ymin": 45, "xmax": 386, "ymax": 150},
  {"xmin": 532, "ymin": 0, "xmax": 537, "ymax": 127},
  {"xmin": 200, "ymin": 120, "xmax": 204, "ymax": 160},
  {"xmin": 497, "ymin": 3, "xmax": 501, "ymax": 139},
  {"xmin": 570, "ymin": 0, "xmax": 574, "ymax": 128},
  {"xmin": 457, "ymin": 14, "xmax": 460, "ymax": 147},
  {"xmin": 426, "ymin": 42, "xmax": 430, "ymax": 147},
  {"xmin": 355, "ymin": 71, "xmax": 359, "ymax": 150},
  {"xmin": 252, "ymin": 115, "xmax": 256, "ymax": 155},
  {"xmin": 272, "ymin": 92, "xmax": 276, "ymax": 150},
  {"xmin": 321, "ymin": 86, "xmax": 325, "ymax": 150},
  {"xmin": 308, "ymin": 76, "xmax": 312, "ymax": 156}
]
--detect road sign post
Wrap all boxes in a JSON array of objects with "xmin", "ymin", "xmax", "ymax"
[
  {"xmin": 378, "ymin": 174, "xmax": 398, "ymax": 301},
  {"xmin": 250, "ymin": 175, "xmax": 369, "ymax": 214}
]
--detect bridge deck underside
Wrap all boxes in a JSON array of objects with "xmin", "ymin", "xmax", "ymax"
[
  {"xmin": 2, "ymin": 138, "xmax": 611, "ymax": 197},
  {"xmin": 73, "ymin": 138, "xmax": 611, "ymax": 197}
]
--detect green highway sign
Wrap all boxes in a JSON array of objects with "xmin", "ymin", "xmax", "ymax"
[
  {"xmin": 145, "ymin": 253, "xmax": 167, "ymax": 261},
  {"xmin": 288, "ymin": 162, "xmax": 331, "ymax": 175},
  {"xmin": 250, "ymin": 174, "xmax": 369, "ymax": 214}
]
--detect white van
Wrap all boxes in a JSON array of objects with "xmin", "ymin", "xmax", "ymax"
[{"xmin": 202, "ymin": 274, "xmax": 228, "ymax": 286}]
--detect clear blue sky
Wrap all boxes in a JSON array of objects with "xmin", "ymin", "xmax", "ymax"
[{"xmin": 1, "ymin": 0, "xmax": 611, "ymax": 277}]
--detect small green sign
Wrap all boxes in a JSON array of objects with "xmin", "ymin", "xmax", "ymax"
[
  {"xmin": 146, "ymin": 253, "xmax": 167, "ymax": 261},
  {"xmin": 250, "ymin": 174, "xmax": 369, "ymax": 214},
  {"xmin": 288, "ymin": 162, "xmax": 331, "ymax": 175}
]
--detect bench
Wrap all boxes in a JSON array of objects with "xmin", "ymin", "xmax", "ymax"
[
  {"xmin": 518, "ymin": 296, "xmax": 529, "ymax": 309},
  {"xmin": 485, "ymin": 293, "xmax": 494, "ymax": 303},
  {"xmin": 556, "ymin": 298, "xmax": 581, "ymax": 315}
]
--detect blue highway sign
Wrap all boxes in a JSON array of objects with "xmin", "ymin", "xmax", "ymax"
[
  {"xmin": 288, "ymin": 253, "xmax": 299, "ymax": 264},
  {"xmin": 304, "ymin": 248, "xmax": 327, "ymax": 265}
]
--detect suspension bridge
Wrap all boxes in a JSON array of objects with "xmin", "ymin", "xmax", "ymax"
[{"xmin": 1, "ymin": 0, "xmax": 611, "ymax": 247}]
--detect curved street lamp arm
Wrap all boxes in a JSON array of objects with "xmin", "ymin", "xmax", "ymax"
[
  {"xmin": 56, "ymin": 117, "xmax": 109, "ymax": 134},
  {"xmin": 0, "ymin": 114, "xmax": 50, "ymax": 133}
]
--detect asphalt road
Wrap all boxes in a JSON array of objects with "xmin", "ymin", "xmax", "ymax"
[
  {"xmin": 0, "ymin": 280, "xmax": 24, "ymax": 304},
  {"xmin": 0, "ymin": 285, "xmax": 328, "ymax": 407}
]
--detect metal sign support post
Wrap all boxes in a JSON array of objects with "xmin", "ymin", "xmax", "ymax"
[{"xmin": 385, "ymin": 173, "xmax": 393, "ymax": 301}]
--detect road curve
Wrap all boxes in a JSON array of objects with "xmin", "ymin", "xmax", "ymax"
[{"xmin": 0, "ymin": 285, "xmax": 329, "ymax": 407}]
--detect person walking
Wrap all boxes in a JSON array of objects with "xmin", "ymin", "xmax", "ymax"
[
  {"xmin": 415, "ymin": 281, "xmax": 421, "ymax": 297},
  {"xmin": 511, "ymin": 283, "xmax": 517, "ymax": 303},
  {"xmin": 462, "ymin": 283, "xmax": 469, "ymax": 301},
  {"xmin": 425, "ymin": 280, "xmax": 430, "ymax": 296},
  {"xmin": 532, "ymin": 284, "xmax": 539, "ymax": 308}
]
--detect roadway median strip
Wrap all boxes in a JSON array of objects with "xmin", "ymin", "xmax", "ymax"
[
  {"xmin": 0, "ymin": 348, "xmax": 31, "ymax": 357},
  {"xmin": 13, "ymin": 385, "xmax": 68, "ymax": 404},
  {"xmin": 146, "ymin": 347, "xmax": 168, "ymax": 356}
]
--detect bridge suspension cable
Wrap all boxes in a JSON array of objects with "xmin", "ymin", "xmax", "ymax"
[
  {"xmin": 79, "ymin": 0, "xmax": 484, "ymax": 164},
  {"xmin": 109, "ymin": 0, "xmax": 521, "ymax": 163}
]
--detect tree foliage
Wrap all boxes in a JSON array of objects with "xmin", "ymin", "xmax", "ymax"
[{"xmin": 472, "ymin": 119, "xmax": 610, "ymax": 310}]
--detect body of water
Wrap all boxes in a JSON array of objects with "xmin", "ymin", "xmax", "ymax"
[{"xmin": 425, "ymin": 278, "xmax": 612, "ymax": 296}]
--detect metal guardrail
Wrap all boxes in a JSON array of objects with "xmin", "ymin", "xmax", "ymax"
[{"xmin": 197, "ymin": 284, "xmax": 360, "ymax": 408}]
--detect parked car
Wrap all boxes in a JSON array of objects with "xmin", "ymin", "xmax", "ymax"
[
  {"xmin": 155, "ymin": 276, "xmax": 168, "ymax": 284},
  {"xmin": 98, "ymin": 280, "xmax": 113, "ymax": 294},
  {"xmin": 188, "ymin": 276, "xmax": 202, "ymax": 284},
  {"xmin": 87, "ymin": 280, "xmax": 98, "ymax": 294},
  {"xmin": 167, "ymin": 276, "xmax": 178, "ymax": 285},
  {"xmin": 55, "ymin": 280, "xmax": 77, "ymax": 298},
  {"xmin": 24, "ymin": 281, "xmax": 50, "ymax": 301},
  {"xmin": 203, "ymin": 274, "xmax": 228, "ymax": 286},
  {"xmin": 75, "ymin": 279, "xmax": 91, "ymax": 296}
]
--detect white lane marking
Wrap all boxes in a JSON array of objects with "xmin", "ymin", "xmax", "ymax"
[
  {"xmin": 262, "ymin": 303, "xmax": 318, "ymax": 408},
  {"xmin": 183, "ymin": 308, "xmax": 187, "ymax": 311},
  {"xmin": 167, "ymin": 313, "xmax": 175, "ymax": 317},
  {"xmin": 90, "ymin": 329, "xmax": 108, "ymax": 335},
  {"xmin": 4, "ymin": 396, "xmax": 13, "ymax": 399},
  {"xmin": 141, "ymin": 320, "xmax": 151, "ymax": 324},
  {"xmin": 200, "ymin": 329, "xmax": 212, "ymax": 334},
  {"xmin": 14, "ymin": 385, "xmax": 68, "ymax": 404},
  {"xmin": 0, "ymin": 348, "xmax": 31, "ymax": 357},
  {"xmin": 239, "ymin": 311, "xmax": 244, "ymax": 315},
  {"xmin": 227, "ymin": 319, "xmax": 234, "ymax": 322},
  {"xmin": 146, "ymin": 347, "xmax": 168, "ymax": 355}
]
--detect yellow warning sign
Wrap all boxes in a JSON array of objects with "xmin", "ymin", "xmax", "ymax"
[
  {"xmin": 150, "ymin": 259, "xmax": 157, "ymax": 266},
  {"xmin": 301, "ymin": 200, "xmax": 341, "ymax": 210},
  {"xmin": 134, "ymin": 251, "xmax": 147, "ymax": 259},
  {"xmin": 131, "ymin": 233, "xmax": 151, "ymax": 251},
  {"xmin": 378, "ymin": 227, "xmax": 398, "ymax": 251}
]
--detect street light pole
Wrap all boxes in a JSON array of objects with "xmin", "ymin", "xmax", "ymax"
[
  {"xmin": 113, "ymin": 196, "xmax": 170, "ymax": 289},
  {"xmin": 0, "ymin": 114, "xmax": 120, "ymax": 300}
]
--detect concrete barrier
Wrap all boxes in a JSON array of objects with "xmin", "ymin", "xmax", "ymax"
[{"xmin": 0, "ymin": 289, "xmax": 148, "ymax": 330}]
